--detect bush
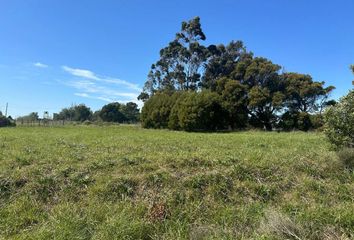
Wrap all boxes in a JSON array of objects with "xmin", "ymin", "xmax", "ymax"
[
  {"xmin": 297, "ymin": 112, "xmax": 312, "ymax": 131},
  {"xmin": 169, "ymin": 91, "xmax": 228, "ymax": 131},
  {"xmin": 141, "ymin": 91, "xmax": 228, "ymax": 131},
  {"xmin": 337, "ymin": 148, "xmax": 354, "ymax": 170},
  {"xmin": 0, "ymin": 116, "xmax": 16, "ymax": 127},
  {"xmin": 277, "ymin": 111, "xmax": 297, "ymax": 131},
  {"xmin": 82, "ymin": 120, "xmax": 92, "ymax": 125},
  {"xmin": 324, "ymin": 90, "xmax": 354, "ymax": 148},
  {"xmin": 99, "ymin": 102, "xmax": 126, "ymax": 123},
  {"xmin": 310, "ymin": 114, "xmax": 324, "ymax": 130},
  {"xmin": 141, "ymin": 92, "xmax": 181, "ymax": 128},
  {"xmin": 278, "ymin": 112, "xmax": 321, "ymax": 131}
]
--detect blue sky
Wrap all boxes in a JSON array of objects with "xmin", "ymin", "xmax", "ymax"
[{"xmin": 0, "ymin": 0, "xmax": 353, "ymax": 117}]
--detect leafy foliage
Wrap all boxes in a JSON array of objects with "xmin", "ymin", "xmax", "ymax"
[
  {"xmin": 140, "ymin": 17, "xmax": 335, "ymax": 131},
  {"xmin": 169, "ymin": 91, "xmax": 227, "ymax": 131},
  {"xmin": 141, "ymin": 92, "xmax": 180, "ymax": 128},
  {"xmin": 337, "ymin": 147, "xmax": 354, "ymax": 170},
  {"xmin": 17, "ymin": 112, "xmax": 39, "ymax": 122},
  {"xmin": 53, "ymin": 102, "xmax": 140, "ymax": 124},
  {"xmin": 203, "ymin": 41, "xmax": 248, "ymax": 90},
  {"xmin": 54, "ymin": 104, "xmax": 92, "ymax": 122},
  {"xmin": 98, "ymin": 102, "xmax": 127, "ymax": 123},
  {"xmin": 324, "ymin": 90, "xmax": 354, "ymax": 148},
  {"xmin": 283, "ymin": 72, "xmax": 335, "ymax": 114},
  {"xmin": 120, "ymin": 102, "xmax": 140, "ymax": 123},
  {"xmin": 0, "ymin": 115, "xmax": 15, "ymax": 127},
  {"xmin": 142, "ymin": 17, "xmax": 208, "ymax": 95}
]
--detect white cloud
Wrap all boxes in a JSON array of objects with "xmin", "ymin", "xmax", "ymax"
[
  {"xmin": 62, "ymin": 65, "xmax": 141, "ymax": 91},
  {"xmin": 34, "ymin": 62, "xmax": 48, "ymax": 68},
  {"xmin": 96, "ymin": 96, "xmax": 114, "ymax": 102},
  {"xmin": 62, "ymin": 66, "xmax": 98, "ymax": 80},
  {"xmin": 74, "ymin": 92, "xmax": 89, "ymax": 98},
  {"xmin": 68, "ymin": 80, "xmax": 138, "ymax": 98},
  {"xmin": 62, "ymin": 65, "xmax": 143, "ymax": 107}
]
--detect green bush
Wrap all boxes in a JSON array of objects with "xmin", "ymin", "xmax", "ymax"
[
  {"xmin": 0, "ymin": 116, "xmax": 16, "ymax": 127},
  {"xmin": 309, "ymin": 114, "xmax": 324, "ymax": 130},
  {"xmin": 141, "ymin": 92, "xmax": 181, "ymax": 128},
  {"xmin": 277, "ymin": 111, "xmax": 297, "ymax": 131},
  {"xmin": 337, "ymin": 148, "xmax": 354, "ymax": 170},
  {"xmin": 141, "ymin": 91, "xmax": 228, "ymax": 131},
  {"xmin": 169, "ymin": 91, "xmax": 228, "ymax": 131},
  {"xmin": 324, "ymin": 90, "xmax": 354, "ymax": 148},
  {"xmin": 278, "ymin": 111, "xmax": 324, "ymax": 131},
  {"xmin": 297, "ymin": 112, "xmax": 313, "ymax": 131}
]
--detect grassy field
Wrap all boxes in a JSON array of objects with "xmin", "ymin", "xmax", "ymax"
[{"xmin": 0, "ymin": 125, "xmax": 353, "ymax": 239}]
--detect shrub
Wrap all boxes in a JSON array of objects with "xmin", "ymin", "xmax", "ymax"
[
  {"xmin": 310, "ymin": 114, "xmax": 324, "ymax": 130},
  {"xmin": 337, "ymin": 148, "xmax": 354, "ymax": 170},
  {"xmin": 0, "ymin": 116, "xmax": 16, "ymax": 127},
  {"xmin": 169, "ymin": 91, "xmax": 228, "ymax": 131},
  {"xmin": 99, "ymin": 102, "xmax": 126, "ymax": 123},
  {"xmin": 278, "ymin": 112, "xmax": 321, "ymax": 131},
  {"xmin": 324, "ymin": 90, "xmax": 354, "ymax": 148},
  {"xmin": 259, "ymin": 209, "xmax": 303, "ymax": 239},
  {"xmin": 82, "ymin": 120, "xmax": 92, "ymax": 125},
  {"xmin": 141, "ymin": 92, "xmax": 181, "ymax": 128},
  {"xmin": 297, "ymin": 112, "xmax": 312, "ymax": 131},
  {"xmin": 277, "ymin": 111, "xmax": 297, "ymax": 131}
]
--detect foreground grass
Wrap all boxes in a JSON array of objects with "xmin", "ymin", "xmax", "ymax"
[{"xmin": 0, "ymin": 125, "xmax": 353, "ymax": 239}]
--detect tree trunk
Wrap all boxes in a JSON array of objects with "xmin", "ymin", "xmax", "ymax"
[{"xmin": 264, "ymin": 122, "xmax": 272, "ymax": 131}]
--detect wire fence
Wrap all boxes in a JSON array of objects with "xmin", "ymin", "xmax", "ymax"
[
  {"xmin": 13, "ymin": 120, "xmax": 140, "ymax": 127},
  {"xmin": 14, "ymin": 120, "xmax": 76, "ymax": 127}
]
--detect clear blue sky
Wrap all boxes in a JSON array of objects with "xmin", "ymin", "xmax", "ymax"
[{"xmin": 0, "ymin": 0, "xmax": 353, "ymax": 117}]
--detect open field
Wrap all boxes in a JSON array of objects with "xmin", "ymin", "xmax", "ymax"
[{"xmin": 0, "ymin": 125, "xmax": 353, "ymax": 239}]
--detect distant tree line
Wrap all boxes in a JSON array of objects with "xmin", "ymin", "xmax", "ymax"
[
  {"xmin": 16, "ymin": 112, "xmax": 40, "ymax": 122},
  {"xmin": 52, "ymin": 102, "xmax": 140, "ymax": 123},
  {"xmin": 14, "ymin": 102, "xmax": 140, "ymax": 125},
  {"xmin": 139, "ymin": 17, "xmax": 336, "ymax": 131}
]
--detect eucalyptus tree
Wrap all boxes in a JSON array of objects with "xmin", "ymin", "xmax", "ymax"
[
  {"xmin": 202, "ymin": 41, "xmax": 249, "ymax": 91},
  {"xmin": 282, "ymin": 72, "xmax": 335, "ymax": 115},
  {"xmin": 221, "ymin": 57, "xmax": 285, "ymax": 130},
  {"xmin": 141, "ymin": 17, "xmax": 208, "ymax": 97}
]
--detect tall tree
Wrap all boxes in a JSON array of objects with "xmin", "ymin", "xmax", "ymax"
[
  {"xmin": 202, "ymin": 41, "xmax": 249, "ymax": 90},
  {"xmin": 17, "ymin": 112, "xmax": 39, "ymax": 122},
  {"xmin": 233, "ymin": 57, "xmax": 285, "ymax": 130},
  {"xmin": 215, "ymin": 77, "xmax": 248, "ymax": 129},
  {"xmin": 99, "ymin": 102, "xmax": 127, "ymax": 123},
  {"xmin": 73, "ymin": 104, "xmax": 92, "ymax": 122},
  {"xmin": 141, "ymin": 17, "xmax": 208, "ymax": 97},
  {"xmin": 120, "ymin": 102, "xmax": 140, "ymax": 123},
  {"xmin": 283, "ymin": 72, "xmax": 335, "ymax": 115},
  {"xmin": 54, "ymin": 104, "xmax": 92, "ymax": 122}
]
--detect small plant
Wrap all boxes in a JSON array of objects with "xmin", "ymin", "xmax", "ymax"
[
  {"xmin": 337, "ymin": 148, "xmax": 354, "ymax": 170},
  {"xmin": 148, "ymin": 201, "xmax": 168, "ymax": 222},
  {"xmin": 259, "ymin": 210, "xmax": 303, "ymax": 240},
  {"xmin": 100, "ymin": 178, "xmax": 137, "ymax": 201}
]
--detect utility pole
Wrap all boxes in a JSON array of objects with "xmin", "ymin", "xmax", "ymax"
[{"xmin": 5, "ymin": 103, "xmax": 8, "ymax": 117}]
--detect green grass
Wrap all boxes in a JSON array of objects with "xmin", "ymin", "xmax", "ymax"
[{"xmin": 0, "ymin": 125, "xmax": 353, "ymax": 239}]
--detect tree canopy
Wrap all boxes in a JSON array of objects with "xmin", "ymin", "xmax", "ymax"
[
  {"xmin": 98, "ymin": 102, "xmax": 140, "ymax": 123},
  {"xmin": 17, "ymin": 112, "xmax": 40, "ymax": 122},
  {"xmin": 141, "ymin": 17, "xmax": 208, "ymax": 96},
  {"xmin": 54, "ymin": 104, "xmax": 92, "ymax": 122},
  {"xmin": 140, "ymin": 17, "xmax": 335, "ymax": 131}
]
